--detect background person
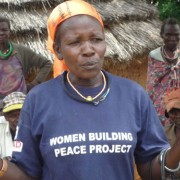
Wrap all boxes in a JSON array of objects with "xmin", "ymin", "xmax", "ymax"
[
  {"xmin": 0, "ymin": 16, "xmax": 52, "ymax": 105},
  {"xmin": 0, "ymin": 92, "xmax": 26, "ymax": 159},
  {"xmin": 146, "ymin": 17, "xmax": 180, "ymax": 126},
  {"xmin": 164, "ymin": 88, "xmax": 180, "ymax": 179},
  {"xmin": 0, "ymin": 1, "xmax": 180, "ymax": 180}
]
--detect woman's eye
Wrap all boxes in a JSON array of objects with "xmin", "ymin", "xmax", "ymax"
[
  {"xmin": 1, "ymin": 29, "xmax": 8, "ymax": 32},
  {"xmin": 69, "ymin": 41, "xmax": 80, "ymax": 45},
  {"xmin": 91, "ymin": 38, "xmax": 102, "ymax": 43}
]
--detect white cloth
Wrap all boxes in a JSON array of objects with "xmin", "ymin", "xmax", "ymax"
[{"xmin": 0, "ymin": 116, "xmax": 13, "ymax": 158}]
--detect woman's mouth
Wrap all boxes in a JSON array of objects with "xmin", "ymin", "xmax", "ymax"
[{"xmin": 81, "ymin": 62, "xmax": 98, "ymax": 70}]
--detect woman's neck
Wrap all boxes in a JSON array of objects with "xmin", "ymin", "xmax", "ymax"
[
  {"xmin": 0, "ymin": 41, "xmax": 9, "ymax": 53},
  {"xmin": 163, "ymin": 45, "xmax": 178, "ymax": 58},
  {"xmin": 161, "ymin": 46, "xmax": 179, "ymax": 63},
  {"xmin": 68, "ymin": 71, "xmax": 103, "ymax": 88},
  {"xmin": 175, "ymin": 126, "xmax": 180, "ymax": 138}
]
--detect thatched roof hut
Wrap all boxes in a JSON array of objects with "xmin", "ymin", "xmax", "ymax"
[{"xmin": 0, "ymin": 0, "xmax": 163, "ymax": 87}]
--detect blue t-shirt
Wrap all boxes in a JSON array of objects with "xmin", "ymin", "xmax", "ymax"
[{"xmin": 11, "ymin": 71, "xmax": 169, "ymax": 180}]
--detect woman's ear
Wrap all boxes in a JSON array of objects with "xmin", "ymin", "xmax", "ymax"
[
  {"xmin": 53, "ymin": 43, "xmax": 63, "ymax": 60},
  {"xmin": 160, "ymin": 32, "xmax": 164, "ymax": 39}
]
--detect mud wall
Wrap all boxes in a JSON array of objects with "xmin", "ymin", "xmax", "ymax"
[
  {"xmin": 26, "ymin": 56, "xmax": 148, "ymax": 89},
  {"xmin": 103, "ymin": 55, "xmax": 148, "ymax": 88}
]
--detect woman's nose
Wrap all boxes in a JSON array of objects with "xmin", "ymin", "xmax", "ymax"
[
  {"xmin": 0, "ymin": 30, "xmax": 4, "ymax": 35},
  {"xmin": 9, "ymin": 117, "xmax": 18, "ymax": 123},
  {"xmin": 81, "ymin": 41, "xmax": 94, "ymax": 56},
  {"xmin": 169, "ymin": 35, "xmax": 176, "ymax": 40}
]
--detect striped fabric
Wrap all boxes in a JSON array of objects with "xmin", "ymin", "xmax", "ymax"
[{"xmin": 3, "ymin": 92, "xmax": 26, "ymax": 113}]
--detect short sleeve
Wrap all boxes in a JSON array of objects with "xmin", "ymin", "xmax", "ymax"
[
  {"xmin": 134, "ymin": 90, "xmax": 170, "ymax": 164},
  {"xmin": 11, "ymin": 97, "xmax": 43, "ymax": 179}
]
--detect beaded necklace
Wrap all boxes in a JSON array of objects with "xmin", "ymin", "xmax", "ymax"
[
  {"xmin": 0, "ymin": 42, "xmax": 13, "ymax": 59},
  {"xmin": 162, "ymin": 46, "xmax": 178, "ymax": 64},
  {"xmin": 67, "ymin": 71, "xmax": 106, "ymax": 102}
]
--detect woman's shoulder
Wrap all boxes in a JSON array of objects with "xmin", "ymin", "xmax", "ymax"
[
  {"xmin": 29, "ymin": 76, "xmax": 62, "ymax": 95},
  {"xmin": 149, "ymin": 47, "xmax": 164, "ymax": 62},
  {"xmin": 106, "ymin": 71, "xmax": 145, "ymax": 93},
  {"xmin": 0, "ymin": 116, "xmax": 7, "ymax": 124},
  {"xmin": 12, "ymin": 42, "xmax": 26, "ymax": 50}
]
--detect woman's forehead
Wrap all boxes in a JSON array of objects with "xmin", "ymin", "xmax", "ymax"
[
  {"xmin": 0, "ymin": 22, "xmax": 9, "ymax": 29},
  {"xmin": 61, "ymin": 15, "xmax": 102, "ymax": 28},
  {"xmin": 164, "ymin": 24, "xmax": 180, "ymax": 33},
  {"xmin": 58, "ymin": 15, "xmax": 103, "ymax": 34},
  {"xmin": 169, "ymin": 108, "xmax": 180, "ymax": 114}
]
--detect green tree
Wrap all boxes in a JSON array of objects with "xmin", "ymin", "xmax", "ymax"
[{"xmin": 146, "ymin": 0, "xmax": 180, "ymax": 21}]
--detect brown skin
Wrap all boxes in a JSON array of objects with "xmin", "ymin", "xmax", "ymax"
[
  {"xmin": 175, "ymin": 127, "xmax": 180, "ymax": 138},
  {"xmin": 53, "ymin": 15, "xmax": 106, "ymax": 88},
  {"xmin": 0, "ymin": 21, "xmax": 39, "ymax": 92},
  {"xmin": 0, "ymin": 111, "xmax": 3, "ymax": 116},
  {"xmin": 0, "ymin": 160, "xmax": 37, "ymax": 180},
  {"xmin": 2, "ymin": 109, "xmax": 20, "ymax": 161},
  {"xmin": 0, "ymin": 109, "xmax": 37, "ymax": 179},
  {"xmin": 161, "ymin": 23, "xmax": 180, "ymax": 55},
  {"xmin": 0, "ymin": 15, "xmax": 180, "ymax": 180},
  {"xmin": 3, "ymin": 109, "xmax": 20, "ymax": 133},
  {"xmin": 138, "ymin": 108, "xmax": 180, "ymax": 179},
  {"xmin": 169, "ymin": 108, "xmax": 180, "ymax": 138},
  {"xmin": 138, "ymin": 136, "xmax": 180, "ymax": 179},
  {"xmin": 0, "ymin": 22, "xmax": 10, "ymax": 53}
]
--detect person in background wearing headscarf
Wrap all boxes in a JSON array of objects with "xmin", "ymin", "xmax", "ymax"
[
  {"xmin": 0, "ymin": 92, "xmax": 26, "ymax": 159},
  {"xmin": 0, "ymin": 1, "xmax": 180, "ymax": 179},
  {"xmin": 0, "ymin": 16, "xmax": 52, "ymax": 106},
  {"xmin": 164, "ymin": 89, "xmax": 180, "ymax": 179},
  {"xmin": 146, "ymin": 18, "xmax": 180, "ymax": 127}
]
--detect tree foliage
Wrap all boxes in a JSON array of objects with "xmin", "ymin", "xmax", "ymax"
[{"xmin": 146, "ymin": 0, "xmax": 180, "ymax": 21}]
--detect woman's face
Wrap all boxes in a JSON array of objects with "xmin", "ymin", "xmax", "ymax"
[
  {"xmin": 4, "ymin": 109, "xmax": 20, "ymax": 132},
  {"xmin": 0, "ymin": 22, "xmax": 10, "ymax": 44},
  {"xmin": 161, "ymin": 24, "xmax": 180, "ymax": 51},
  {"xmin": 54, "ymin": 15, "xmax": 106, "ymax": 80},
  {"xmin": 169, "ymin": 108, "xmax": 180, "ymax": 127}
]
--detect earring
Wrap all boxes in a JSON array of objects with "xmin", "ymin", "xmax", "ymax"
[
  {"xmin": 56, "ymin": 53, "xmax": 63, "ymax": 60},
  {"xmin": 53, "ymin": 43, "xmax": 63, "ymax": 60}
]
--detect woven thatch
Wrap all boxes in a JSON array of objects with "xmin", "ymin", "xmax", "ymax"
[{"xmin": 0, "ymin": 0, "xmax": 163, "ymax": 86}]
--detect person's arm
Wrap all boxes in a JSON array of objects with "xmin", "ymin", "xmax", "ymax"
[
  {"xmin": 28, "ymin": 52, "xmax": 52, "ymax": 82},
  {"xmin": 0, "ymin": 159, "xmax": 37, "ymax": 180},
  {"xmin": 26, "ymin": 51, "xmax": 52, "ymax": 91},
  {"xmin": 137, "ymin": 136, "xmax": 180, "ymax": 180},
  {"xmin": 19, "ymin": 45, "xmax": 53, "ymax": 91},
  {"xmin": 26, "ymin": 80, "xmax": 39, "ymax": 92}
]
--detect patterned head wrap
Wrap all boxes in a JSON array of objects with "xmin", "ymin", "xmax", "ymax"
[{"xmin": 47, "ymin": 0, "xmax": 104, "ymax": 77}]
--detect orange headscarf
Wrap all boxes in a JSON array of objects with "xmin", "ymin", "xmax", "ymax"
[{"xmin": 47, "ymin": 0, "xmax": 104, "ymax": 77}]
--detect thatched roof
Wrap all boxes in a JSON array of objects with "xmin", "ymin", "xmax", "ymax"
[{"xmin": 0, "ymin": 0, "xmax": 163, "ymax": 64}]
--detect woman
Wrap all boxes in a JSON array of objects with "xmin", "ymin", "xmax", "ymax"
[
  {"xmin": 164, "ymin": 89, "xmax": 180, "ymax": 179},
  {"xmin": 0, "ymin": 1, "xmax": 179, "ymax": 179},
  {"xmin": 146, "ymin": 18, "xmax": 180, "ymax": 126},
  {"xmin": 0, "ymin": 92, "xmax": 26, "ymax": 159}
]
